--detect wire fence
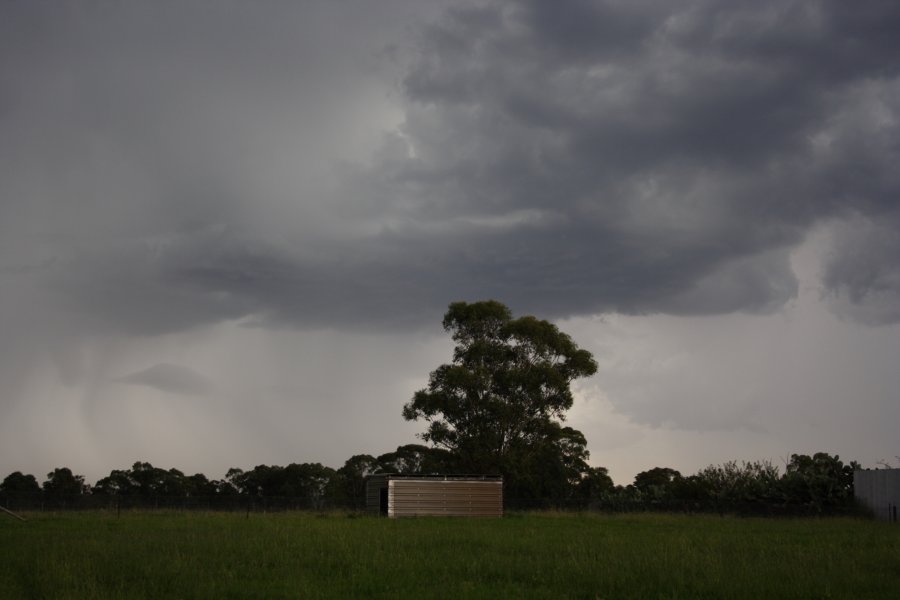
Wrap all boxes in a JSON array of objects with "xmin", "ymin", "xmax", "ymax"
[
  {"xmin": 505, "ymin": 496, "xmax": 868, "ymax": 517},
  {"xmin": 0, "ymin": 493, "xmax": 335, "ymax": 514},
  {"xmin": 1, "ymin": 492, "xmax": 869, "ymax": 517}
]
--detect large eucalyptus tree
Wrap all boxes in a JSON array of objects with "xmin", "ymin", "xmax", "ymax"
[{"xmin": 403, "ymin": 300, "xmax": 597, "ymax": 498}]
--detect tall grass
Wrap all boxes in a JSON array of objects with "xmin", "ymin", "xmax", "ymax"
[{"xmin": 1, "ymin": 511, "xmax": 897, "ymax": 598}]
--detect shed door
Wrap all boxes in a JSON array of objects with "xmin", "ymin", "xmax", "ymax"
[{"xmin": 379, "ymin": 487, "xmax": 388, "ymax": 515}]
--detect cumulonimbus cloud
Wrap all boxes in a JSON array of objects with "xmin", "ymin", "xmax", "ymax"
[{"xmin": 1, "ymin": 0, "xmax": 899, "ymax": 338}]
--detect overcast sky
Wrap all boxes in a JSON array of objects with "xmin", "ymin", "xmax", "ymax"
[{"xmin": 2, "ymin": 0, "xmax": 899, "ymax": 486}]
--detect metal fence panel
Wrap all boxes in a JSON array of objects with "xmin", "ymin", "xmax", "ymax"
[{"xmin": 854, "ymin": 469, "xmax": 900, "ymax": 522}]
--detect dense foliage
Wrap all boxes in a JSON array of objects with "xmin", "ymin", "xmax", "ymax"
[{"xmin": 586, "ymin": 454, "xmax": 863, "ymax": 515}]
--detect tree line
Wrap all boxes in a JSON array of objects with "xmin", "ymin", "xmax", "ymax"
[
  {"xmin": 0, "ymin": 447, "xmax": 451, "ymax": 511},
  {"xmin": 0, "ymin": 302, "xmax": 871, "ymax": 515},
  {"xmin": 0, "ymin": 451, "xmax": 861, "ymax": 515}
]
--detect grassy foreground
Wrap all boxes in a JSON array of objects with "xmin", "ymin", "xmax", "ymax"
[{"xmin": 1, "ymin": 511, "xmax": 897, "ymax": 599}]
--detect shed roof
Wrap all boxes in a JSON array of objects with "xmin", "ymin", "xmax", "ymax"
[{"xmin": 368, "ymin": 473, "xmax": 502, "ymax": 481}]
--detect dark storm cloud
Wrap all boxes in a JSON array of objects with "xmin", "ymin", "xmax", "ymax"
[
  {"xmin": 2, "ymin": 0, "xmax": 899, "ymax": 339},
  {"xmin": 117, "ymin": 363, "xmax": 214, "ymax": 396},
  {"xmin": 822, "ymin": 214, "xmax": 900, "ymax": 325},
  {"xmin": 366, "ymin": 0, "xmax": 900, "ymax": 322}
]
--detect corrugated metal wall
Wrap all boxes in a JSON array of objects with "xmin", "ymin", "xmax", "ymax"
[
  {"xmin": 854, "ymin": 469, "xmax": 900, "ymax": 522},
  {"xmin": 389, "ymin": 479, "xmax": 502, "ymax": 517},
  {"xmin": 365, "ymin": 476, "xmax": 503, "ymax": 517}
]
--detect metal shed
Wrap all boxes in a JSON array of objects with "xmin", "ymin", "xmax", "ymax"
[
  {"xmin": 366, "ymin": 474, "xmax": 503, "ymax": 517},
  {"xmin": 854, "ymin": 468, "xmax": 900, "ymax": 522}
]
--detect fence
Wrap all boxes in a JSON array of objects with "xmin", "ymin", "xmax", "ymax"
[
  {"xmin": 503, "ymin": 496, "xmax": 865, "ymax": 516},
  {"xmin": 0, "ymin": 493, "xmax": 341, "ymax": 514},
  {"xmin": 1, "ymin": 492, "xmax": 871, "ymax": 518}
]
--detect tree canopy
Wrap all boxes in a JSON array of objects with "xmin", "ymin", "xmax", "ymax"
[
  {"xmin": 403, "ymin": 300, "xmax": 598, "ymax": 498},
  {"xmin": 0, "ymin": 471, "xmax": 40, "ymax": 494},
  {"xmin": 42, "ymin": 468, "xmax": 87, "ymax": 497}
]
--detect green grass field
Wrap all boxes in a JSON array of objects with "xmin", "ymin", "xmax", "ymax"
[{"xmin": 1, "ymin": 511, "xmax": 898, "ymax": 599}]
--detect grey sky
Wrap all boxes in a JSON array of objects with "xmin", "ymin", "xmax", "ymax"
[{"xmin": 1, "ymin": 0, "xmax": 898, "ymax": 485}]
